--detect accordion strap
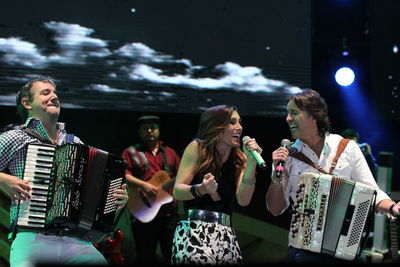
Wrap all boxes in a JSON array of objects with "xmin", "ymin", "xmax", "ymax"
[
  {"xmin": 160, "ymin": 145, "xmax": 172, "ymax": 176},
  {"xmin": 128, "ymin": 145, "xmax": 149, "ymax": 173},
  {"xmin": 291, "ymin": 152, "xmax": 329, "ymax": 174},
  {"xmin": 291, "ymin": 138, "xmax": 351, "ymax": 174},
  {"xmin": 66, "ymin": 133, "xmax": 75, "ymax": 144},
  {"xmin": 20, "ymin": 126, "xmax": 53, "ymax": 144},
  {"xmin": 21, "ymin": 126, "xmax": 75, "ymax": 145},
  {"xmin": 329, "ymin": 138, "xmax": 350, "ymax": 174}
]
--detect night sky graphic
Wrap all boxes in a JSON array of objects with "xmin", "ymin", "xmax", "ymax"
[{"xmin": 0, "ymin": 0, "xmax": 311, "ymax": 117}]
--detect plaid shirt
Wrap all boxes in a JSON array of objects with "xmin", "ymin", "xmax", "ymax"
[{"xmin": 0, "ymin": 117, "xmax": 82, "ymax": 236}]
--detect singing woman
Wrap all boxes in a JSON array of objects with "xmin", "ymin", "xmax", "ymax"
[{"xmin": 171, "ymin": 105, "xmax": 262, "ymax": 264}]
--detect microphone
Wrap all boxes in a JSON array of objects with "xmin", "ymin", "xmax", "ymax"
[
  {"xmin": 275, "ymin": 139, "xmax": 292, "ymax": 179},
  {"xmin": 242, "ymin": 136, "xmax": 267, "ymax": 169}
]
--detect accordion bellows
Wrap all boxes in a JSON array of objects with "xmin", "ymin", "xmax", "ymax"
[
  {"xmin": 289, "ymin": 172, "xmax": 376, "ymax": 261},
  {"xmin": 16, "ymin": 143, "xmax": 125, "ymax": 243}
]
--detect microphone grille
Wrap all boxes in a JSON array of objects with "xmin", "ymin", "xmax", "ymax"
[
  {"xmin": 281, "ymin": 139, "xmax": 291, "ymax": 147},
  {"xmin": 242, "ymin": 136, "xmax": 250, "ymax": 143}
]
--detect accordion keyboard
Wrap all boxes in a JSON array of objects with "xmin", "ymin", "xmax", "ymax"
[
  {"xmin": 17, "ymin": 144, "xmax": 55, "ymax": 228},
  {"xmin": 16, "ymin": 143, "xmax": 126, "ymax": 243}
]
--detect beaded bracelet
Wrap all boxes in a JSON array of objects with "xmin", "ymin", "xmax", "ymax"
[{"xmin": 271, "ymin": 174, "xmax": 282, "ymax": 184}]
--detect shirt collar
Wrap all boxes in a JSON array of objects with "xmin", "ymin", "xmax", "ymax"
[
  {"xmin": 24, "ymin": 117, "xmax": 66, "ymax": 143},
  {"xmin": 293, "ymin": 132, "xmax": 332, "ymax": 155},
  {"xmin": 138, "ymin": 140, "xmax": 164, "ymax": 152}
]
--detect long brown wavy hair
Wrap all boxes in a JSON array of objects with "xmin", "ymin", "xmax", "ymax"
[{"xmin": 195, "ymin": 105, "xmax": 246, "ymax": 183}]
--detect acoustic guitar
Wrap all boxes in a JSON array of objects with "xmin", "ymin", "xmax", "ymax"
[{"xmin": 127, "ymin": 170, "xmax": 175, "ymax": 223}]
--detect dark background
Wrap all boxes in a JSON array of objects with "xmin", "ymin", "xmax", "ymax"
[{"xmin": 1, "ymin": 0, "xmax": 399, "ymax": 229}]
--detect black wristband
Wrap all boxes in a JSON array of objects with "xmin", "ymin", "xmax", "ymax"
[
  {"xmin": 190, "ymin": 184, "xmax": 202, "ymax": 198},
  {"xmin": 389, "ymin": 203, "xmax": 396, "ymax": 216}
]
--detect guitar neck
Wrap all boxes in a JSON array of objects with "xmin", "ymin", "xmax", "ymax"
[{"xmin": 162, "ymin": 177, "xmax": 176, "ymax": 191}]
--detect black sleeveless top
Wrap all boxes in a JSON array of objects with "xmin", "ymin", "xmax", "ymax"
[{"xmin": 183, "ymin": 151, "xmax": 237, "ymax": 215}]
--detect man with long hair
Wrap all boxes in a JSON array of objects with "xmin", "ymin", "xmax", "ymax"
[{"xmin": 266, "ymin": 89, "xmax": 400, "ymax": 263}]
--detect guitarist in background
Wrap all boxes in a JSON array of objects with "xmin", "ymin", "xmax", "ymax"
[{"xmin": 121, "ymin": 115, "xmax": 181, "ymax": 265}]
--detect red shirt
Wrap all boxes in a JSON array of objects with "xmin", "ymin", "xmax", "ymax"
[
  {"xmin": 122, "ymin": 141, "xmax": 180, "ymax": 179},
  {"xmin": 121, "ymin": 141, "xmax": 181, "ymax": 217}
]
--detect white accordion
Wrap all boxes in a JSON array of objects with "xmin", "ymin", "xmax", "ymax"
[{"xmin": 289, "ymin": 172, "xmax": 376, "ymax": 260}]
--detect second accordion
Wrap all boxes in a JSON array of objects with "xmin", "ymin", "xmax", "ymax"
[
  {"xmin": 16, "ymin": 143, "xmax": 126, "ymax": 243},
  {"xmin": 289, "ymin": 172, "xmax": 376, "ymax": 261}
]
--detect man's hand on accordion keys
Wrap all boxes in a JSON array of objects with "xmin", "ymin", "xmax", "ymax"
[
  {"xmin": 0, "ymin": 173, "xmax": 31, "ymax": 201},
  {"xmin": 113, "ymin": 183, "xmax": 128, "ymax": 209}
]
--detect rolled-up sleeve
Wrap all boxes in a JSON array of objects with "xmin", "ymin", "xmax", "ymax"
[{"xmin": 349, "ymin": 141, "xmax": 391, "ymax": 206}]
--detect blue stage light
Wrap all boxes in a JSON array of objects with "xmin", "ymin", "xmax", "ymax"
[{"xmin": 335, "ymin": 67, "xmax": 355, "ymax": 86}]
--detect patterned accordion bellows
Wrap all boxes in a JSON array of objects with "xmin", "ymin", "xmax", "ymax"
[{"xmin": 289, "ymin": 172, "xmax": 376, "ymax": 261}]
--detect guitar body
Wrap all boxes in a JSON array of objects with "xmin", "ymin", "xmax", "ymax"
[
  {"xmin": 94, "ymin": 229, "xmax": 125, "ymax": 265},
  {"xmin": 127, "ymin": 170, "xmax": 174, "ymax": 223}
]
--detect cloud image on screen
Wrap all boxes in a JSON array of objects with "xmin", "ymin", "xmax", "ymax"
[{"xmin": 0, "ymin": 0, "xmax": 311, "ymax": 117}]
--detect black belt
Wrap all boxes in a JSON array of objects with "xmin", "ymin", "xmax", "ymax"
[{"xmin": 188, "ymin": 209, "xmax": 231, "ymax": 227}]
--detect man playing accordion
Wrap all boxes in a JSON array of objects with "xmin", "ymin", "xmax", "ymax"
[
  {"xmin": 0, "ymin": 76, "xmax": 128, "ymax": 267},
  {"xmin": 266, "ymin": 89, "xmax": 400, "ymax": 264}
]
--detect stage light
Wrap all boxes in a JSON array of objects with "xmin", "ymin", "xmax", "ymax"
[
  {"xmin": 335, "ymin": 67, "xmax": 355, "ymax": 86},
  {"xmin": 393, "ymin": 44, "xmax": 398, "ymax": 54}
]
